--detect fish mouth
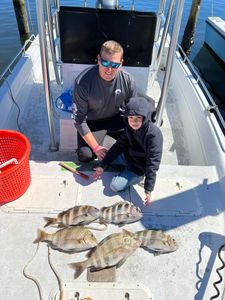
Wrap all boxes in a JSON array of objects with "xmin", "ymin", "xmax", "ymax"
[
  {"xmin": 130, "ymin": 206, "xmax": 143, "ymax": 218},
  {"xmin": 160, "ymin": 237, "xmax": 178, "ymax": 252}
]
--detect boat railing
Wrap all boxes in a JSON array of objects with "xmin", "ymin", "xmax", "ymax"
[
  {"xmin": 178, "ymin": 45, "xmax": 225, "ymax": 133},
  {"xmin": 45, "ymin": 0, "xmax": 62, "ymax": 86},
  {"xmin": 0, "ymin": 34, "xmax": 36, "ymax": 84},
  {"xmin": 155, "ymin": 0, "xmax": 185, "ymax": 127},
  {"xmin": 149, "ymin": 0, "xmax": 175, "ymax": 88},
  {"xmin": 36, "ymin": 0, "xmax": 59, "ymax": 151}
]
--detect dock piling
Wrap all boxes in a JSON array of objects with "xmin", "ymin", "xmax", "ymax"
[{"xmin": 13, "ymin": 0, "xmax": 30, "ymax": 36}]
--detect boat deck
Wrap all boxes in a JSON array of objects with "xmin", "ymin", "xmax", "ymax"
[{"xmin": 1, "ymin": 60, "xmax": 225, "ymax": 300}]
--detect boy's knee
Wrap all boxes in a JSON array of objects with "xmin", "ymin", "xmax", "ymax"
[
  {"xmin": 110, "ymin": 178, "xmax": 126, "ymax": 192},
  {"xmin": 110, "ymin": 181, "xmax": 119, "ymax": 192},
  {"xmin": 77, "ymin": 146, "xmax": 93, "ymax": 162}
]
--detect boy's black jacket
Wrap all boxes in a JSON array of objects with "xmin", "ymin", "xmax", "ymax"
[{"xmin": 100, "ymin": 97, "xmax": 163, "ymax": 193}]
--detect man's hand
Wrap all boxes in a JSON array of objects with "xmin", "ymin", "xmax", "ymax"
[
  {"xmin": 92, "ymin": 167, "xmax": 104, "ymax": 180},
  {"xmin": 143, "ymin": 192, "xmax": 151, "ymax": 206},
  {"xmin": 93, "ymin": 145, "xmax": 108, "ymax": 161}
]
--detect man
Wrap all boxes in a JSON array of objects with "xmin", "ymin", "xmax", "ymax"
[{"xmin": 72, "ymin": 40, "xmax": 137, "ymax": 162}]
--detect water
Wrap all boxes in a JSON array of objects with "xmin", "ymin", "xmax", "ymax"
[{"xmin": 0, "ymin": 0, "xmax": 225, "ymax": 75}]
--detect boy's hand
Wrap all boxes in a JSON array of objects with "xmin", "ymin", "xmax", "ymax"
[
  {"xmin": 92, "ymin": 167, "xmax": 104, "ymax": 180},
  {"xmin": 143, "ymin": 192, "xmax": 151, "ymax": 206}
]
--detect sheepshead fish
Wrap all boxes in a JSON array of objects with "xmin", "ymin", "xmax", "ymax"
[
  {"xmin": 100, "ymin": 201, "xmax": 143, "ymax": 225},
  {"xmin": 135, "ymin": 229, "xmax": 178, "ymax": 254},
  {"xmin": 69, "ymin": 229, "xmax": 141, "ymax": 278},
  {"xmin": 43, "ymin": 205, "xmax": 101, "ymax": 228},
  {"xmin": 33, "ymin": 227, "xmax": 98, "ymax": 252}
]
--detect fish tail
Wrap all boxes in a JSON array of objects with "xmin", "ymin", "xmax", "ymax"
[
  {"xmin": 33, "ymin": 229, "xmax": 49, "ymax": 243},
  {"xmin": 43, "ymin": 216, "xmax": 58, "ymax": 227},
  {"xmin": 69, "ymin": 260, "xmax": 87, "ymax": 279}
]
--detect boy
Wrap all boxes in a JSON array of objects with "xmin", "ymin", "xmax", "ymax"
[{"xmin": 92, "ymin": 96, "xmax": 163, "ymax": 206}]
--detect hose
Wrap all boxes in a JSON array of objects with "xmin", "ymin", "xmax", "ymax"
[
  {"xmin": 47, "ymin": 245, "xmax": 64, "ymax": 300},
  {"xmin": 23, "ymin": 242, "xmax": 44, "ymax": 300}
]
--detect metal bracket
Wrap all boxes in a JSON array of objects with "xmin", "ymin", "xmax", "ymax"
[{"xmin": 207, "ymin": 105, "xmax": 218, "ymax": 113}]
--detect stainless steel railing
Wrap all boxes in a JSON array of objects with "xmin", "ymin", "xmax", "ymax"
[
  {"xmin": 36, "ymin": 0, "xmax": 58, "ymax": 151},
  {"xmin": 155, "ymin": 0, "xmax": 185, "ymax": 127},
  {"xmin": 0, "ymin": 34, "xmax": 35, "ymax": 83}
]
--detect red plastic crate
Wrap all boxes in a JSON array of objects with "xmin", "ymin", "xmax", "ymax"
[{"xmin": 0, "ymin": 130, "xmax": 31, "ymax": 204}]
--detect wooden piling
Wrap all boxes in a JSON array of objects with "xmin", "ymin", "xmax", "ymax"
[
  {"xmin": 13, "ymin": 0, "xmax": 30, "ymax": 35},
  {"xmin": 181, "ymin": 0, "xmax": 202, "ymax": 57}
]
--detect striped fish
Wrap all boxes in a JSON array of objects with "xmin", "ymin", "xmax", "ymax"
[
  {"xmin": 100, "ymin": 201, "xmax": 143, "ymax": 225},
  {"xmin": 69, "ymin": 229, "xmax": 141, "ymax": 279},
  {"xmin": 33, "ymin": 227, "xmax": 98, "ymax": 253},
  {"xmin": 135, "ymin": 229, "xmax": 178, "ymax": 254},
  {"xmin": 43, "ymin": 205, "xmax": 101, "ymax": 228}
]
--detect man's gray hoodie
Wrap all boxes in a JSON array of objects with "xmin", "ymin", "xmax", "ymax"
[{"xmin": 100, "ymin": 96, "xmax": 163, "ymax": 193}]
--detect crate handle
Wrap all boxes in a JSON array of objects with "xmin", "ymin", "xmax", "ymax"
[{"xmin": 0, "ymin": 158, "xmax": 18, "ymax": 173}]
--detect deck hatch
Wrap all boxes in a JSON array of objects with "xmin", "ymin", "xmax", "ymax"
[
  {"xmin": 132, "ymin": 178, "xmax": 202, "ymax": 216},
  {"xmin": 2, "ymin": 175, "xmax": 82, "ymax": 214}
]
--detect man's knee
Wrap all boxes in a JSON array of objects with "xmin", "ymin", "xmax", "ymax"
[{"xmin": 77, "ymin": 146, "xmax": 93, "ymax": 162}]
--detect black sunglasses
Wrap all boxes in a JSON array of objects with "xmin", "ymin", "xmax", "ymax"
[{"xmin": 100, "ymin": 57, "xmax": 121, "ymax": 69}]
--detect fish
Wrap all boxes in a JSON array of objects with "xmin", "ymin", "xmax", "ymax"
[
  {"xmin": 43, "ymin": 205, "xmax": 101, "ymax": 228},
  {"xmin": 99, "ymin": 201, "xmax": 143, "ymax": 225},
  {"xmin": 69, "ymin": 229, "xmax": 141, "ymax": 278},
  {"xmin": 135, "ymin": 229, "xmax": 178, "ymax": 254},
  {"xmin": 33, "ymin": 227, "xmax": 98, "ymax": 253}
]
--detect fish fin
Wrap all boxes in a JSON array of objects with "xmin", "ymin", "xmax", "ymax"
[
  {"xmin": 122, "ymin": 229, "xmax": 134, "ymax": 236},
  {"xmin": 68, "ymin": 261, "xmax": 87, "ymax": 279},
  {"xmin": 116, "ymin": 256, "xmax": 128, "ymax": 268},
  {"xmin": 153, "ymin": 252, "xmax": 163, "ymax": 256},
  {"xmin": 33, "ymin": 229, "xmax": 49, "ymax": 243},
  {"xmin": 57, "ymin": 223, "xmax": 65, "ymax": 228},
  {"xmin": 118, "ymin": 223, "xmax": 125, "ymax": 228},
  {"xmin": 99, "ymin": 217, "xmax": 108, "ymax": 226},
  {"xmin": 43, "ymin": 217, "xmax": 58, "ymax": 227}
]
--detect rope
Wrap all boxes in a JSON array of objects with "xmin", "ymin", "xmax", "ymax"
[
  {"xmin": 23, "ymin": 243, "xmax": 44, "ymax": 300},
  {"xmin": 47, "ymin": 245, "xmax": 64, "ymax": 300},
  {"xmin": 210, "ymin": 244, "xmax": 225, "ymax": 300}
]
